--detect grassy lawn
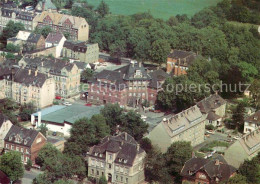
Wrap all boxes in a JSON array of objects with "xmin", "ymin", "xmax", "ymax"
[
  {"xmin": 86, "ymin": 0, "xmax": 221, "ymax": 20},
  {"xmin": 200, "ymin": 141, "xmax": 229, "ymax": 153}
]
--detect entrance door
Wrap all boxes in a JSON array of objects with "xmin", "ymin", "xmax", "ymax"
[{"xmin": 108, "ymin": 173, "xmax": 112, "ymax": 183}]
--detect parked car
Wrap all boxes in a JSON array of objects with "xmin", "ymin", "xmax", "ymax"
[
  {"xmin": 85, "ymin": 103, "xmax": 92, "ymax": 106},
  {"xmin": 55, "ymin": 96, "xmax": 61, "ymax": 100},
  {"xmin": 63, "ymin": 102, "xmax": 72, "ymax": 106},
  {"xmin": 52, "ymin": 132, "xmax": 57, "ymax": 136},
  {"xmin": 206, "ymin": 130, "xmax": 215, "ymax": 134},
  {"xmin": 233, "ymin": 136, "xmax": 240, "ymax": 140}
]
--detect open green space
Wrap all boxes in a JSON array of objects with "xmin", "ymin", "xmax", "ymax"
[{"xmin": 86, "ymin": 0, "xmax": 221, "ymax": 19}]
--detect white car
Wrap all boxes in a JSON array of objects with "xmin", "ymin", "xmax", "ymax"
[
  {"xmin": 233, "ymin": 136, "xmax": 240, "ymax": 140},
  {"xmin": 63, "ymin": 102, "xmax": 72, "ymax": 106}
]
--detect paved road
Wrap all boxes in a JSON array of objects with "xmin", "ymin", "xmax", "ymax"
[{"xmin": 22, "ymin": 169, "xmax": 42, "ymax": 184}]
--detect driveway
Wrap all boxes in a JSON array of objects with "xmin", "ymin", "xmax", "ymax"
[{"xmin": 22, "ymin": 169, "xmax": 42, "ymax": 184}]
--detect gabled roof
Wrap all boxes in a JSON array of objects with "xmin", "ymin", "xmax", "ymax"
[
  {"xmin": 148, "ymin": 69, "xmax": 169, "ymax": 88},
  {"xmin": 88, "ymin": 132, "xmax": 145, "ymax": 166},
  {"xmin": 4, "ymin": 125, "xmax": 40, "ymax": 147},
  {"xmin": 45, "ymin": 32, "xmax": 65, "ymax": 44},
  {"xmin": 181, "ymin": 155, "xmax": 236, "ymax": 183},
  {"xmin": 36, "ymin": 0, "xmax": 57, "ymax": 11},
  {"xmin": 0, "ymin": 113, "xmax": 10, "ymax": 128},
  {"xmin": 245, "ymin": 110, "xmax": 260, "ymax": 124},
  {"xmin": 197, "ymin": 94, "xmax": 226, "ymax": 114},
  {"xmin": 161, "ymin": 105, "xmax": 205, "ymax": 138},
  {"xmin": 27, "ymin": 33, "xmax": 43, "ymax": 43},
  {"xmin": 168, "ymin": 50, "xmax": 197, "ymax": 67},
  {"xmin": 207, "ymin": 111, "xmax": 222, "ymax": 121}
]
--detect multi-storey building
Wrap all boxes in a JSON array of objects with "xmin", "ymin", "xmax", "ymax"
[
  {"xmin": 45, "ymin": 32, "xmax": 66, "ymax": 57},
  {"xmin": 224, "ymin": 128, "xmax": 260, "ymax": 168},
  {"xmin": 87, "ymin": 132, "xmax": 146, "ymax": 184},
  {"xmin": 0, "ymin": 67, "xmax": 55, "ymax": 109},
  {"xmin": 4, "ymin": 125, "xmax": 46, "ymax": 164},
  {"xmin": 0, "ymin": 2, "xmax": 37, "ymax": 32},
  {"xmin": 62, "ymin": 40, "xmax": 99, "ymax": 63},
  {"xmin": 166, "ymin": 50, "xmax": 197, "ymax": 76},
  {"xmin": 34, "ymin": 11, "xmax": 89, "ymax": 41},
  {"xmin": 243, "ymin": 110, "xmax": 260, "ymax": 134},
  {"xmin": 0, "ymin": 113, "xmax": 13, "ymax": 150},
  {"xmin": 19, "ymin": 56, "xmax": 81, "ymax": 98},
  {"xmin": 87, "ymin": 61, "xmax": 168, "ymax": 107},
  {"xmin": 147, "ymin": 105, "xmax": 206, "ymax": 152}
]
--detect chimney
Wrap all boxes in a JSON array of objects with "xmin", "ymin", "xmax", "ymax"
[
  {"xmin": 124, "ymin": 132, "xmax": 127, "ymax": 141},
  {"xmin": 215, "ymin": 159, "xmax": 220, "ymax": 166},
  {"xmin": 41, "ymin": 62, "xmax": 43, "ymax": 67},
  {"xmin": 35, "ymin": 70, "xmax": 38, "ymax": 76},
  {"xmin": 28, "ymin": 69, "xmax": 31, "ymax": 75},
  {"xmin": 139, "ymin": 62, "xmax": 141, "ymax": 68}
]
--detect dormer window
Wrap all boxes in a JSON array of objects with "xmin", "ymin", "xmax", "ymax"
[
  {"xmin": 124, "ymin": 159, "xmax": 127, "ymax": 163},
  {"xmin": 99, "ymin": 154, "xmax": 103, "ymax": 157},
  {"xmin": 119, "ymin": 158, "xmax": 122, "ymax": 162},
  {"xmin": 94, "ymin": 152, "xmax": 98, "ymax": 156},
  {"xmin": 9, "ymin": 136, "xmax": 12, "ymax": 141}
]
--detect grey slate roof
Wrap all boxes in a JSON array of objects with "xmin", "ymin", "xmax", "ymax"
[
  {"xmin": 45, "ymin": 32, "xmax": 64, "ymax": 44},
  {"xmin": 4, "ymin": 125, "xmax": 39, "ymax": 147},
  {"xmin": 245, "ymin": 110, "xmax": 260, "ymax": 124},
  {"xmin": 148, "ymin": 69, "xmax": 169, "ymax": 88},
  {"xmin": 27, "ymin": 33, "xmax": 42, "ymax": 43},
  {"xmin": 22, "ymin": 56, "xmax": 76, "ymax": 76},
  {"xmin": 63, "ymin": 40, "xmax": 87, "ymax": 53},
  {"xmin": 88, "ymin": 132, "xmax": 145, "ymax": 166},
  {"xmin": 181, "ymin": 155, "xmax": 236, "ymax": 183},
  {"xmin": 168, "ymin": 50, "xmax": 197, "ymax": 67},
  {"xmin": 0, "ymin": 67, "xmax": 48, "ymax": 87},
  {"xmin": 197, "ymin": 94, "xmax": 226, "ymax": 114},
  {"xmin": 207, "ymin": 111, "xmax": 221, "ymax": 121},
  {"xmin": 0, "ymin": 113, "xmax": 9, "ymax": 127}
]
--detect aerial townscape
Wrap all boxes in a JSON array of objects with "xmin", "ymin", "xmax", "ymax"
[{"xmin": 0, "ymin": 0, "xmax": 260, "ymax": 183}]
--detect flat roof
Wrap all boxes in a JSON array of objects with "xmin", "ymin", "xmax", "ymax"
[
  {"xmin": 33, "ymin": 105, "xmax": 66, "ymax": 116},
  {"xmin": 35, "ymin": 104, "xmax": 103, "ymax": 124}
]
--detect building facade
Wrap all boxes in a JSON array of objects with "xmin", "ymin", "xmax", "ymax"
[
  {"xmin": 87, "ymin": 61, "xmax": 168, "ymax": 107},
  {"xmin": 62, "ymin": 41, "xmax": 99, "ymax": 63},
  {"xmin": 0, "ymin": 2, "xmax": 37, "ymax": 32},
  {"xmin": 243, "ymin": 110, "xmax": 260, "ymax": 134},
  {"xmin": 0, "ymin": 114, "xmax": 13, "ymax": 150},
  {"xmin": 34, "ymin": 11, "xmax": 89, "ymax": 41},
  {"xmin": 87, "ymin": 132, "xmax": 146, "ymax": 184},
  {"xmin": 147, "ymin": 105, "xmax": 206, "ymax": 152},
  {"xmin": 4, "ymin": 125, "xmax": 46, "ymax": 164},
  {"xmin": 19, "ymin": 56, "xmax": 81, "ymax": 98},
  {"xmin": 166, "ymin": 50, "xmax": 197, "ymax": 76},
  {"xmin": 25, "ymin": 33, "xmax": 45, "ymax": 51},
  {"xmin": 45, "ymin": 32, "xmax": 66, "ymax": 57},
  {"xmin": 0, "ymin": 67, "xmax": 55, "ymax": 109}
]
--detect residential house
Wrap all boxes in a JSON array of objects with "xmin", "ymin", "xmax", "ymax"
[
  {"xmin": 224, "ymin": 128, "xmax": 260, "ymax": 168},
  {"xmin": 62, "ymin": 41, "xmax": 99, "ymax": 63},
  {"xmin": 166, "ymin": 50, "xmax": 197, "ymax": 76},
  {"xmin": 35, "ymin": 0, "xmax": 57, "ymax": 12},
  {"xmin": 197, "ymin": 94, "xmax": 226, "ymax": 127},
  {"xmin": 0, "ymin": 67, "xmax": 55, "ymax": 109},
  {"xmin": 87, "ymin": 132, "xmax": 146, "ymax": 184},
  {"xmin": 4, "ymin": 125, "xmax": 47, "ymax": 164},
  {"xmin": 0, "ymin": 114, "xmax": 13, "ymax": 150},
  {"xmin": 147, "ymin": 105, "xmax": 206, "ymax": 152},
  {"xmin": 25, "ymin": 33, "xmax": 45, "ymax": 51},
  {"xmin": 6, "ymin": 30, "xmax": 31, "ymax": 50},
  {"xmin": 0, "ymin": 2, "xmax": 37, "ymax": 32},
  {"xmin": 243, "ymin": 110, "xmax": 260, "ymax": 134},
  {"xmin": 87, "ymin": 61, "xmax": 168, "ymax": 107},
  {"xmin": 181, "ymin": 155, "xmax": 236, "ymax": 184},
  {"xmin": 45, "ymin": 32, "xmax": 66, "ymax": 57},
  {"xmin": 34, "ymin": 11, "xmax": 89, "ymax": 41},
  {"xmin": 19, "ymin": 56, "xmax": 80, "ymax": 98}
]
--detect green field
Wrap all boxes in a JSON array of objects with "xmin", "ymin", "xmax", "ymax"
[{"xmin": 86, "ymin": 0, "xmax": 221, "ymax": 20}]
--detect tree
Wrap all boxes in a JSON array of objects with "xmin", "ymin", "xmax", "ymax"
[
  {"xmin": 227, "ymin": 174, "xmax": 248, "ymax": 184},
  {"xmin": 0, "ymin": 21, "xmax": 24, "ymax": 44},
  {"xmin": 250, "ymin": 79, "xmax": 260, "ymax": 108},
  {"xmin": 0, "ymin": 151, "xmax": 24, "ymax": 182},
  {"xmin": 6, "ymin": 43, "xmax": 20, "ymax": 52},
  {"xmin": 19, "ymin": 102, "xmax": 36, "ymax": 121},
  {"xmin": 122, "ymin": 111, "xmax": 148, "ymax": 141},
  {"xmin": 25, "ymin": 159, "xmax": 32, "ymax": 171},
  {"xmin": 232, "ymin": 102, "xmax": 245, "ymax": 131},
  {"xmin": 139, "ymin": 137, "xmax": 153, "ymax": 153},
  {"xmin": 164, "ymin": 141, "xmax": 192, "ymax": 179},
  {"xmin": 98, "ymin": 176, "xmax": 107, "ymax": 184},
  {"xmin": 96, "ymin": 0, "xmax": 110, "ymax": 18},
  {"xmin": 239, "ymin": 157, "xmax": 260, "ymax": 184},
  {"xmin": 36, "ymin": 143, "xmax": 60, "ymax": 168},
  {"xmin": 145, "ymin": 147, "xmax": 173, "ymax": 184},
  {"xmin": 101, "ymin": 103, "xmax": 123, "ymax": 133},
  {"xmin": 39, "ymin": 123, "xmax": 48, "ymax": 137},
  {"xmin": 81, "ymin": 68, "xmax": 93, "ymax": 82},
  {"xmin": 91, "ymin": 114, "xmax": 110, "ymax": 140},
  {"xmin": 237, "ymin": 61, "xmax": 258, "ymax": 83},
  {"xmin": 34, "ymin": 26, "xmax": 52, "ymax": 38},
  {"xmin": 166, "ymin": 16, "xmax": 179, "ymax": 26},
  {"xmin": 149, "ymin": 39, "xmax": 171, "ymax": 64}
]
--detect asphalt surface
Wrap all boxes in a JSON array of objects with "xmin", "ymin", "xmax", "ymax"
[{"xmin": 22, "ymin": 169, "xmax": 42, "ymax": 184}]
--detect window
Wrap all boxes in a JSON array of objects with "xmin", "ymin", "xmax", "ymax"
[
  {"xmin": 121, "ymin": 176, "xmax": 123, "ymax": 182},
  {"xmin": 11, "ymin": 145, "xmax": 14, "ymax": 150},
  {"xmin": 91, "ymin": 169, "xmax": 94, "ymax": 175},
  {"xmin": 102, "ymin": 172, "xmax": 104, "ymax": 176},
  {"xmin": 21, "ymin": 155, "xmax": 24, "ymax": 162},
  {"xmin": 116, "ymin": 175, "xmax": 118, "ymax": 180},
  {"xmin": 108, "ymin": 164, "xmax": 112, "ymax": 169},
  {"xmin": 109, "ymin": 154, "xmax": 112, "ymax": 160},
  {"xmin": 36, "ymin": 138, "xmax": 41, "ymax": 143},
  {"xmin": 97, "ymin": 170, "xmax": 99, "ymax": 176},
  {"xmin": 16, "ymin": 146, "xmax": 19, "ymax": 151},
  {"xmin": 126, "ymin": 178, "xmax": 128, "ymax": 183},
  {"xmin": 120, "ymin": 167, "xmax": 123, "ymax": 173},
  {"xmin": 5, "ymin": 144, "xmax": 8, "ymax": 149},
  {"xmin": 26, "ymin": 149, "xmax": 29, "ymax": 154},
  {"xmin": 21, "ymin": 148, "xmax": 24, "ymax": 152},
  {"xmin": 25, "ymin": 157, "xmax": 28, "ymax": 162},
  {"xmin": 101, "ymin": 162, "xmax": 104, "ymax": 168}
]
